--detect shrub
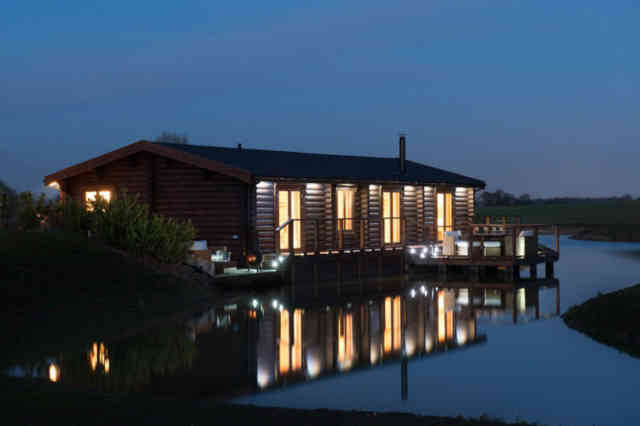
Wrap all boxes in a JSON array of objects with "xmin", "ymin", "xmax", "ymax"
[
  {"xmin": 18, "ymin": 192, "xmax": 40, "ymax": 230},
  {"xmin": 89, "ymin": 191, "xmax": 195, "ymax": 264}
]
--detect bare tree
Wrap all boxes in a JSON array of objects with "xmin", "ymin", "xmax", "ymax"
[{"xmin": 155, "ymin": 131, "xmax": 189, "ymax": 144}]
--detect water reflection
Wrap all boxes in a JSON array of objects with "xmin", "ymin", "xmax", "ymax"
[{"xmin": 7, "ymin": 278, "xmax": 559, "ymax": 399}]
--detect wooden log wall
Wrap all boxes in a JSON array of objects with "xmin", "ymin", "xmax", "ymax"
[
  {"xmin": 153, "ymin": 159, "xmax": 246, "ymax": 261},
  {"xmin": 454, "ymin": 187, "xmax": 474, "ymax": 229},
  {"xmin": 255, "ymin": 181, "xmax": 275, "ymax": 253},
  {"xmin": 66, "ymin": 152, "xmax": 248, "ymax": 262},
  {"xmin": 367, "ymin": 184, "xmax": 382, "ymax": 248},
  {"xmin": 403, "ymin": 185, "xmax": 418, "ymax": 244},
  {"xmin": 423, "ymin": 186, "xmax": 436, "ymax": 242},
  {"xmin": 66, "ymin": 152, "xmax": 154, "ymax": 205},
  {"xmin": 304, "ymin": 183, "xmax": 327, "ymax": 251}
]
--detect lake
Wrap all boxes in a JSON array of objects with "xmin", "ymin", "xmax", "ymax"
[{"xmin": 8, "ymin": 237, "xmax": 640, "ymax": 425}]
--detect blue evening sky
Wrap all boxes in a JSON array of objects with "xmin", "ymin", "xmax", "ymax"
[{"xmin": 1, "ymin": 1, "xmax": 638, "ymax": 196}]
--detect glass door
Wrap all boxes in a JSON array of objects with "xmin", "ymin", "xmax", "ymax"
[
  {"xmin": 278, "ymin": 190, "xmax": 302, "ymax": 250},
  {"xmin": 436, "ymin": 190, "xmax": 453, "ymax": 241},
  {"xmin": 382, "ymin": 190, "xmax": 401, "ymax": 244}
]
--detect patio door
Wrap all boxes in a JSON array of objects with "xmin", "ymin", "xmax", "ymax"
[
  {"xmin": 382, "ymin": 190, "xmax": 401, "ymax": 244},
  {"xmin": 278, "ymin": 190, "xmax": 302, "ymax": 250},
  {"xmin": 436, "ymin": 190, "xmax": 453, "ymax": 241}
]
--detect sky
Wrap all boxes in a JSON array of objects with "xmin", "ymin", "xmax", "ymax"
[{"xmin": 1, "ymin": 0, "xmax": 639, "ymax": 197}]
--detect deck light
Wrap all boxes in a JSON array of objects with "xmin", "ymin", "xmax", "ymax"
[
  {"xmin": 410, "ymin": 289, "xmax": 416, "ymax": 298},
  {"xmin": 278, "ymin": 256, "xmax": 284, "ymax": 263},
  {"xmin": 48, "ymin": 363, "xmax": 60, "ymax": 383},
  {"xmin": 251, "ymin": 299, "xmax": 259, "ymax": 308},
  {"xmin": 409, "ymin": 248, "xmax": 416, "ymax": 255},
  {"xmin": 278, "ymin": 304, "xmax": 284, "ymax": 312},
  {"xmin": 272, "ymin": 260, "xmax": 279, "ymax": 268},
  {"xmin": 272, "ymin": 299, "xmax": 279, "ymax": 309}
]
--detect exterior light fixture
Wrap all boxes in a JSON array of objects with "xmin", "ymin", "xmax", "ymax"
[
  {"xmin": 48, "ymin": 181, "xmax": 60, "ymax": 190},
  {"xmin": 272, "ymin": 260, "xmax": 279, "ymax": 268},
  {"xmin": 272, "ymin": 299, "xmax": 279, "ymax": 309},
  {"xmin": 251, "ymin": 299, "xmax": 259, "ymax": 308},
  {"xmin": 410, "ymin": 289, "xmax": 416, "ymax": 298},
  {"xmin": 278, "ymin": 256, "xmax": 284, "ymax": 263},
  {"xmin": 278, "ymin": 304, "xmax": 284, "ymax": 312}
]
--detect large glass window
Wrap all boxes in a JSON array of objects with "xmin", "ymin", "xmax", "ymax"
[
  {"xmin": 383, "ymin": 191, "xmax": 401, "ymax": 244},
  {"xmin": 85, "ymin": 190, "xmax": 112, "ymax": 211},
  {"xmin": 278, "ymin": 190, "xmax": 301, "ymax": 250},
  {"xmin": 336, "ymin": 188, "xmax": 354, "ymax": 231}
]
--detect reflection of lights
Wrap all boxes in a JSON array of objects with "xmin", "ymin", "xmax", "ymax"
[
  {"xmin": 257, "ymin": 367, "xmax": 271, "ymax": 388},
  {"xmin": 306, "ymin": 351, "xmax": 321, "ymax": 379},
  {"xmin": 278, "ymin": 256, "xmax": 284, "ymax": 263},
  {"xmin": 48, "ymin": 363, "xmax": 60, "ymax": 382},
  {"xmin": 278, "ymin": 304, "xmax": 284, "ymax": 312},
  {"xmin": 456, "ymin": 324, "xmax": 468, "ymax": 345},
  {"xmin": 425, "ymin": 333, "xmax": 434, "ymax": 352},
  {"xmin": 405, "ymin": 337, "xmax": 416, "ymax": 357},
  {"xmin": 251, "ymin": 299, "xmax": 259, "ymax": 308},
  {"xmin": 409, "ymin": 248, "xmax": 416, "ymax": 254},
  {"xmin": 88, "ymin": 341, "xmax": 110, "ymax": 375},
  {"xmin": 419, "ymin": 253, "xmax": 426, "ymax": 259},
  {"xmin": 370, "ymin": 345, "xmax": 379, "ymax": 364}
]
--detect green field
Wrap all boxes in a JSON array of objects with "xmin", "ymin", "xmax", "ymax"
[
  {"xmin": 478, "ymin": 199, "xmax": 640, "ymax": 225},
  {"xmin": 0, "ymin": 230, "xmax": 212, "ymax": 367}
]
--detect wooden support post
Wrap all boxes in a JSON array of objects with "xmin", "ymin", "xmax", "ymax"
[
  {"xmin": 530, "ymin": 264, "xmax": 537, "ymax": 279},
  {"xmin": 313, "ymin": 263, "xmax": 319, "ymax": 297},
  {"xmin": 314, "ymin": 219, "xmax": 320, "ymax": 255},
  {"xmin": 470, "ymin": 265, "xmax": 480, "ymax": 283},
  {"xmin": 546, "ymin": 262, "xmax": 554, "ymax": 279},
  {"xmin": 554, "ymin": 225, "xmax": 560, "ymax": 257},
  {"xmin": 438, "ymin": 264, "xmax": 447, "ymax": 282},
  {"xmin": 511, "ymin": 227, "xmax": 517, "ymax": 263}
]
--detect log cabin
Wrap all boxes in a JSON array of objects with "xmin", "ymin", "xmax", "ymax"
[{"xmin": 44, "ymin": 136, "xmax": 486, "ymax": 265}]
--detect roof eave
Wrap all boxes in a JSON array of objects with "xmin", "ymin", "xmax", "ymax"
[{"xmin": 44, "ymin": 141, "xmax": 253, "ymax": 185}]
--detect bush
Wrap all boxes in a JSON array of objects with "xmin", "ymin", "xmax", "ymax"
[
  {"xmin": 18, "ymin": 192, "xmax": 40, "ymax": 230},
  {"xmin": 90, "ymin": 192, "xmax": 195, "ymax": 264}
]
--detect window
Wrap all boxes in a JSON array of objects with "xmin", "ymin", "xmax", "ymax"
[
  {"xmin": 278, "ymin": 190, "xmax": 301, "ymax": 250},
  {"xmin": 383, "ymin": 191, "xmax": 401, "ymax": 244},
  {"xmin": 336, "ymin": 188, "xmax": 355, "ymax": 231},
  {"xmin": 85, "ymin": 190, "xmax": 112, "ymax": 211}
]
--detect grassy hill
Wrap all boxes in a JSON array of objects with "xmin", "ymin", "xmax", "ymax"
[{"xmin": 478, "ymin": 199, "xmax": 640, "ymax": 225}]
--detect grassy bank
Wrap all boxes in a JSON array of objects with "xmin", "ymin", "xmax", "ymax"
[
  {"xmin": 563, "ymin": 284, "xmax": 640, "ymax": 358},
  {"xmin": 478, "ymin": 199, "xmax": 640, "ymax": 225},
  {"xmin": 0, "ymin": 230, "xmax": 212, "ymax": 367},
  {"xmin": 0, "ymin": 376, "xmax": 533, "ymax": 426},
  {"xmin": 478, "ymin": 200, "xmax": 640, "ymax": 241}
]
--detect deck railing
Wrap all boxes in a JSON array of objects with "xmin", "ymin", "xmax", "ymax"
[{"xmin": 271, "ymin": 217, "xmax": 561, "ymax": 261}]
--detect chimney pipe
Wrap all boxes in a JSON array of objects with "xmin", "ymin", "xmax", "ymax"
[
  {"xmin": 237, "ymin": 143, "xmax": 242, "ymax": 151},
  {"xmin": 399, "ymin": 134, "xmax": 406, "ymax": 174}
]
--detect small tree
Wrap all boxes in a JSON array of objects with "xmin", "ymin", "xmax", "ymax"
[{"xmin": 155, "ymin": 131, "xmax": 189, "ymax": 145}]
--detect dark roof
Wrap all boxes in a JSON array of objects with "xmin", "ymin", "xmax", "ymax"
[{"xmin": 156, "ymin": 143, "xmax": 485, "ymax": 187}]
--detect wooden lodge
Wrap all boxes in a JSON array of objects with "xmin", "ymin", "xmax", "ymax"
[{"xmin": 44, "ymin": 136, "xmax": 559, "ymax": 281}]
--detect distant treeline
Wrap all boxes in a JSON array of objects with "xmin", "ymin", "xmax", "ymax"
[{"xmin": 477, "ymin": 189, "xmax": 637, "ymax": 207}]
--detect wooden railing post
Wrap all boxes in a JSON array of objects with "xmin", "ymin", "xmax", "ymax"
[
  {"xmin": 288, "ymin": 220, "xmax": 294, "ymax": 255},
  {"xmin": 511, "ymin": 226, "xmax": 517, "ymax": 262}
]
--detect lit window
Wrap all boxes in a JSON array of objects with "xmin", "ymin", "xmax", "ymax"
[
  {"xmin": 337, "ymin": 188, "xmax": 354, "ymax": 231},
  {"xmin": 85, "ymin": 190, "xmax": 112, "ymax": 210}
]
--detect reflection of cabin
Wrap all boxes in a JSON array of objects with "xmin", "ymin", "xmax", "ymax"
[{"xmin": 44, "ymin": 136, "xmax": 485, "ymax": 264}]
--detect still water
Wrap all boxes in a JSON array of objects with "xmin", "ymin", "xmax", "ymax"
[{"xmin": 8, "ymin": 237, "xmax": 640, "ymax": 425}]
